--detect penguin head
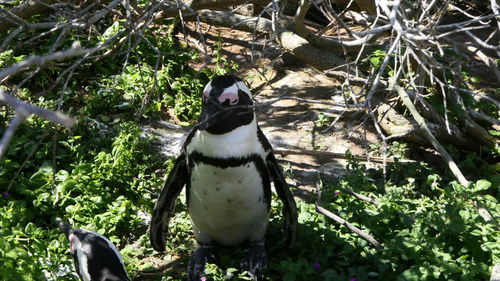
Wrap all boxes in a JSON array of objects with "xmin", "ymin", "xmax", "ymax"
[
  {"xmin": 55, "ymin": 218, "xmax": 85, "ymax": 256},
  {"xmin": 55, "ymin": 219, "xmax": 130, "ymax": 281},
  {"xmin": 198, "ymin": 75, "xmax": 254, "ymax": 134}
]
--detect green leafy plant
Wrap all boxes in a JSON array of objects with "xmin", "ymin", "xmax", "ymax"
[
  {"xmin": 1, "ymin": 5, "xmax": 498, "ymax": 280},
  {"xmin": 315, "ymin": 113, "xmax": 332, "ymax": 128},
  {"xmin": 370, "ymin": 141, "xmax": 409, "ymax": 159}
]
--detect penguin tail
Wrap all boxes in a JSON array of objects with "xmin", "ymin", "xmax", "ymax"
[{"xmin": 55, "ymin": 217, "xmax": 72, "ymax": 238}]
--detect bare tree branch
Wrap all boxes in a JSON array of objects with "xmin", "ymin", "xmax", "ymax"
[
  {"xmin": 0, "ymin": 91, "xmax": 75, "ymax": 158},
  {"xmin": 395, "ymin": 85, "xmax": 498, "ymax": 230},
  {"xmin": 0, "ymin": 91, "xmax": 75, "ymax": 128},
  {"xmin": 315, "ymin": 183, "xmax": 383, "ymax": 249},
  {"xmin": 395, "ymin": 85, "xmax": 467, "ymax": 185},
  {"xmin": 274, "ymin": 148, "xmax": 415, "ymax": 164},
  {"xmin": 0, "ymin": 45, "xmax": 101, "ymax": 82}
]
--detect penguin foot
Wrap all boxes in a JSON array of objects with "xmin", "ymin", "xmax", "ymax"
[
  {"xmin": 240, "ymin": 240, "xmax": 268, "ymax": 281},
  {"xmin": 187, "ymin": 243, "xmax": 216, "ymax": 281}
]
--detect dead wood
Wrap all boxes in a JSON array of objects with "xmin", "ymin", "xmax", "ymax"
[
  {"xmin": 194, "ymin": 9, "xmax": 347, "ymax": 71},
  {"xmin": 274, "ymin": 148, "xmax": 416, "ymax": 164},
  {"xmin": 448, "ymin": 88, "xmax": 497, "ymax": 147},
  {"xmin": 0, "ymin": 90, "xmax": 75, "ymax": 159},
  {"xmin": 315, "ymin": 184, "xmax": 384, "ymax": 249},
  {"xmin": 395, "ymin": 85, "xmax": 498, "ymax": 226},
  {"xmin": 376, "ymin": 102, "xmax": 479, "ymax": 149},
  {"xmin": 160, "ymin": 0, "xmax": 270, "ymax": 17},
  {"xmin": 0, "ymin": 0, "xmax": 58, "ymax": 34}
]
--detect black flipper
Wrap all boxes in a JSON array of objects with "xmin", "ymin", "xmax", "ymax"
[
  {"xmin": 187, "ymin": 243, "xmax": 216, "ymax": 281},
  {"xmin": 257, "ymin": 127, "xmax": 298, "ymax": 247},
  {"xmin": 150, "ymin": 153, "xmax": 188, "ymax": 252},
  {"xmin": 267, "ymin": 152, "xmax": 298, "ymax": 247},
  {"xmin": 257, "ymin": 127, "xmax": 299, "ymax": 247},
  {"xmin": 241, "ymin": 240, "xmax": 268, "ymax": 281}
]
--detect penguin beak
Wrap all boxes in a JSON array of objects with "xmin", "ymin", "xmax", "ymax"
[
  {"xmin": 198, "ymin": 112, "xmax": 210, "ymax": 130},
  {"xmin": 55, "ymin": 217, "xmax": 72, "ymax": 238},
  {"xmin": 198, "ymin": 99, "xmax": 223, "ymax": 131}
]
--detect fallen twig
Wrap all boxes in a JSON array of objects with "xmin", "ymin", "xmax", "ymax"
[
  {"xmin": 339, "ymin": 187, "xmax": 380, "ymax": 205},
  {"xmin": 273, "ymin": 148, "xmax": 415, "ymax": 164},
  {"xmin": 315, "ymin": 183, "xmax": 383, "ymax": 249}
]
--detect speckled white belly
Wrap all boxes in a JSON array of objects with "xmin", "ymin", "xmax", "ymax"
[{"xmin": 188, "ymin": 162, "xmax": 269, "ymax": 246}]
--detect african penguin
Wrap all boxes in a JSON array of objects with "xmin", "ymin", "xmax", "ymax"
[
  {"xmin": 150, "ymin": 75, "xmax": 298, "ymax": 281},
  {"xmin": 55, "ymin": 218, "xmax": 130, "ymax": 281}
]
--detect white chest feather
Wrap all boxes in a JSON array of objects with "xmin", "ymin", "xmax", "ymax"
[
  {"xmin": 189, "ymin": 163, "xmax": 269, "ymax": 245},
  {"xmin": 186, "ymin": 120, "xmax": 270, "ymax": 245},
  {"xmin": 186, "ymin": 118, "xmax": 266, "ymax": 159}
]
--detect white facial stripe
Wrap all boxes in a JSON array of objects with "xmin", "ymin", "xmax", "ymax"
[
  {"xmin": 203, "ymin": 79, "xmax": 252, "ymax": 102},
  {"xmin": 235, "ymin": 81, "xmax": 252, "ymax": 98},
  {"xmin": 69, "ymin": 233, "xmax": 76, "ymax": 252},
  {"xmin": 222, "ymin": 82, "xmax": 252, "ymax": 100},
  {"xmin": 71, "ymin": 234, "xmax": 91, "ymax": 281},
  {"xmin": 218, "ymin": 91, "xmax": 239, "ymax": 104},
  {"xmin": 203, "ymin": 83, "xmax": 212, "ymax": 98},
  {"xmin": 70, "ymin": 230, "xmax": 128, "ymax": 281}
]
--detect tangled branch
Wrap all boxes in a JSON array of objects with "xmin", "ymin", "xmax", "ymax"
[{"xmin": 0, "ymin": 90, "xmax": 75, "ymax": 158}]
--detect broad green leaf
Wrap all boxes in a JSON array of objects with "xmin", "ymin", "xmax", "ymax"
[
  {"xmin": 397, "ymin": 268, "xmax": 421, "ymax": 281},
  {"xmin": 24, "ymin": 223, "xmax": 36, "ymax": 234},
  {"xmin": 474, "ymin": 180, "xmax": 491, "ymax": 192},
  {"xmin": 481, "ymin": 242, "xmax": 500, "ymax": 252}
]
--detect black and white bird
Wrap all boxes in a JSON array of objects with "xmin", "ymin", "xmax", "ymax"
[
  {"xmin": 150, "ymin": 75, "xmax": 298, "ymax": 280},
  {"xmin": 55, "ymin": 218, "xmax": 131, "ymax": 281}
]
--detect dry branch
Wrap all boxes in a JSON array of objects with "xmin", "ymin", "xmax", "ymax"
[
  {"xmin": 395, "ymin": 85, "xmax": 468, "ymax": 185},
  {"xmin": 294, "ymin": 0, "xmax": 384, "ymax": 52},
  {"xmin": 0, "ymin": 0, "xmax": 58, "ymax": 33},
  {"xmin": 325, "ymin": 70, "xmax": 373, "ymax": 86},
  {"xmin": 0, "ymin": 91, "xmax": 75, "ymax": 159},
  {"xmin": 395, "ymin": 85, "xmax": 498, "ymax": 227},
  {"xmin": 315, "ymin": 183, "xmax": 384, "ymax": 249},
  {"xmin": 160, "ymin": 0, "xmax": 270, "ymax": 17},
  {"xmin": 274, "ymin": 148, "xmax": 415, "ymax": 164},
  {"xmin": 316, "ymin": 205, "xmax": 384, "ymax": 248},
  {"xmin": 448, "ymin": 87, "xmax": 497, "ymax": 147},
  {"xmin": 0, "ymin": 91, "xmax": 75, "ymax": 128},
  {"xmin": 0, "ymin": 45, "xmax": 101, "ymax": 82},
  {"xmin": 376, "ymin": 102, "xmax": 478, "ymax": 148}
]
